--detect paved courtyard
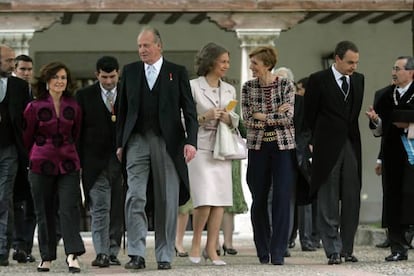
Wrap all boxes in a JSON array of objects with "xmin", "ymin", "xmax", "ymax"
[{"xmin": 2, "ymin": 229, "xmax": 414, "ymax": 275}]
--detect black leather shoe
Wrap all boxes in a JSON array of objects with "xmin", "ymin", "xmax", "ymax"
[
  {"xmin": 385, "ymin": 252, "xmax": 408, "ymax": 261},
  {"xmin": 271, "ymin": 255, "xmax": 284, "ymax": 265},
  {"xmin": 259, "ymin": 255, "xmax": 269, "ymax": 264},
  {"xmin": 284, "ymin": 250, "xmax": 291, "ymax": 257},
  {"xmin": 0, "ymin": 254, "xmax": 9, "ymax": 266},
  {"xmin": 124, "ymin": 256, "xmax": 145, "ymax": 269},
  {"xmin": 26, "ymin": 254, "xmax": 36, "ymax": 263},
  {"xmin": 12, "ymin": 249, "xmax": 27, "ymax": 263},
  {"xmin": 157, "ymin": 262, "xmax": 171, "ymax": 270},
  {"xmin": 91, "ymin": 253, "xmax": 110, "ymax": 268},
  {"xmin": 109, "ymin": 255, "xmax": 121, "ymax": 265},
  {"xmin": 341, "ymin": 253, "xmax": 358, "ymax": 262},
  {"xmin": 376, "ymin": 240, "xmax": 390, "ymax": 248},
  {"xmin": 288, "ymin": 241, "xmax": 296, "ymax": 249},
  {"xmin": 328, "ymin": 253, "xmax": 342, "ymax": 265},
  {"xmin": 302, "ymin": 245, "xmax": 316, "ymax": 252}
]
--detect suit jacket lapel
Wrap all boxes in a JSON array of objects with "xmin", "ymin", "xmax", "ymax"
[
  {"xmin": 158, "ymin": 60, "xmax": 170, "ymax": 110},
  {"xmin": 400, "ymin": 82, "xmax": 414, "ymax": 104},
  {"xmin": 199, "ymin": 77, "xmax": 219, "ymax": 107},
  {"xmin": 325, "ymin": 70, "xmax": 345, "ymax": 106},
  {"xmin": 128, "ymin": 62, "xmax": 143, "ymax": 107}
]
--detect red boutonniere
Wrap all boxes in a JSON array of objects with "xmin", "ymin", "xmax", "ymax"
[{"xmin": 169, "ymin": 73, "xmax": 173, "ymax": 81}]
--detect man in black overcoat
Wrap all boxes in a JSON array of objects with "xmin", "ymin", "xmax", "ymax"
[
  {"xmin": 305, "ymin": 41, "xmax": 364, "ymax": 265},
  {"xmin": 366, "ymin": 56, "xmax": 414, "ymax": 262},
  {"xmin": 76, "ymin": 56, "xmax": 123, "ymax": 267}
]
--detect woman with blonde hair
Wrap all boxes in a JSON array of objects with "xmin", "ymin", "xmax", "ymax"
[{"xmin": 242, "ymin": 46, "xmax": 296, "ymax": 265}]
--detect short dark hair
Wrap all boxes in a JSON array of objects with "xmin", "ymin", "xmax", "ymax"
[
  {"xmin": 33, "ymin": 61, "xmax": 76, "ymax": 99},
  {"xmin": 194, "ymin": 42, "xmax": 229, "ymax": 76},
  {"xmin": 96, "ymin": 56, "xmax": 119, "ymax": 73},
  {"xmin": 249, "ymin": 46, "xmax": 278, "ymax": 71},
  {"xmin": 334, "ymin": 41, "xmax": 359, "ymax": 59},
  {"xmin": 15, "ymin": 54, "xmax": 33, "ymax": 66}
]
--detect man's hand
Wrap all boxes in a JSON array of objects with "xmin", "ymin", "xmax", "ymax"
[
  {"xmin": 375, "ymin": 163, "xmax": 382, "ymax": 176},
  {"xmin": 184, "ymin": 144, "xmax": 196, "ymax": 163},
  {"xmin": 365, "ymin": 106, "xmax": 379, "ymax": 124},
  {"xmin": 116, "ymin": 147, "xmax": 123, "ymax": 162}
]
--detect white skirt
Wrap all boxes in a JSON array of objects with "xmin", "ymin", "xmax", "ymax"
[{"xmin": 188, "ymin": 149, "xmax": 233, "ymax": 208}]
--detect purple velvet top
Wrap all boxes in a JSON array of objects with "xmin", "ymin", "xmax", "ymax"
[{"xmin": 23, "ymin": 94, "xmax": 82, "ymax": 175}]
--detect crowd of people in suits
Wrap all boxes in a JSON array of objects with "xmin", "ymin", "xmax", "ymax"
[{"xmin": 0, "ymin": 26, "xmax": 413, "ymax": 273}]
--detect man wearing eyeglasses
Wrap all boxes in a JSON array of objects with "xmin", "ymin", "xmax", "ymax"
[{"xmin": 366, "ymin": 56, "xmax": 414, "ymax": 262}]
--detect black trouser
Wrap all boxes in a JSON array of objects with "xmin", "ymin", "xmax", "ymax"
[{"xmin": 29, "ymin": 171, "xmax": 85, "ymax": 261}]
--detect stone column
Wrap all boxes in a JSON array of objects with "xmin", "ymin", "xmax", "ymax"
[
  {"xmin": 209, "ymin": 12, "xmax": 305, "ymax": 89},
  {"xmin": 235, "ymin": 29, "xmax": 281, "ymax": 86},
  {"xmin": 0, "ymin": 30, "xmax": 34, "ymax": 55},
  {"xmin": 0, "ymin": 13, "xmax": 61, "ymax": 55}
]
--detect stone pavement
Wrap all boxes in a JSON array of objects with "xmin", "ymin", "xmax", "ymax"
[{"xmin": 2, "ymin": 227, "xmax": 414, "ymax": 276}]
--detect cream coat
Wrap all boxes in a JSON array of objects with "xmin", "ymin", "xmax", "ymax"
[{"xmin": 188, "ymin": 76, "xmax": 238, "ymax": 207}]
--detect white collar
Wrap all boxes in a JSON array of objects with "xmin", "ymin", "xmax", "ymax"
[
  {"xmin": 331, "ymin": 64, "xmax": 348, "ymax": 82},
  {"xmin": 99, "ymin": 83, "xmax": 116, "ymax": 95},
  {"xmin": 397, "ymin": 81, "xmax": 412, "ymax": 95},
  {"xmin": 145, "ymin": 57, "xmax": 163, "ymax": 73}
]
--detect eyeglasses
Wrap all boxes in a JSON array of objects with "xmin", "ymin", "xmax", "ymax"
[{"xmin": 392, "ymin": 66, "xmax": 406, "ymax": 72}]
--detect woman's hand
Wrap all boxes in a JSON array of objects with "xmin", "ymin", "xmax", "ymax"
[
  {"xmin": 219, "ymin": 110, "xmax": 232, "ymax": 125},
  {"xmin": 278, "ymin": 103, "xmax": 291, "ymax": 113},
  {"xmin": 252, "ymin": 112, "xmax": 266, "ymax": 121},
  {"xmin": 204, "ymin": 107, "xmax": 223, "ymax": 121}
]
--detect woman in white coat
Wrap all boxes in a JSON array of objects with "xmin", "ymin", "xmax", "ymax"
[{"xmin": 188, "ymin": 42, "xmax": 239, "ymax": 266}]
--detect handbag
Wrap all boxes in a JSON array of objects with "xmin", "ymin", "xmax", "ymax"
[{"xmin": 213, "ymin": 121, "xmax": 247, "ymax": 160}]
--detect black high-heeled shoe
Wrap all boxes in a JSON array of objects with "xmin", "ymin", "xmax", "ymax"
[
  {"xmin": 223, "ymin": 244, "xmax": 238, "ymax": 256},
  {"xmin": 37, "ymin": 260, "xmax": 51, "ymax": 272},
  {"xmin": 66, "ymin": 254, "xmax": 81, "ymax": 273},
  {"xmin": 175, "ymin": 247, "xmax": 189, "ymax": 257}
]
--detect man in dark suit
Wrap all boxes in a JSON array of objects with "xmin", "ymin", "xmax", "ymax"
[
  {"xmin": 366, "ymin": 56, "xmax": 414, "ymax": 262},
  {"xmin": 116, "ymin": 27, "xmax": 198, "ymax": 270},
  {"xmin": 11, "ymin": 54, "xmax": 36, "ymax": 263},
  {"xmin": 76, "ymin": 56, "xmax": 124, "ymax": 268},
  {"xmin": 0, "ymin": 44, "xmax": 30, "ymax": 266},
  {"xmin": 304, "ymin": 41, "xmax": 364, "ymax": 265}
]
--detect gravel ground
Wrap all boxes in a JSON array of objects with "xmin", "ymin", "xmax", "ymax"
[{"xmin": 1, "ymin": 228, "xmax": 414, "ymax": 276}]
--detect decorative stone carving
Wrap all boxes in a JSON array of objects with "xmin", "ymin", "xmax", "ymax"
[
  {"xmin": 0, "ymin": 13, "xmax": 61, "ymax": 54},
  {"xmin": 208, "ymin": 12, "xmax": 306, "ymax": 31}
]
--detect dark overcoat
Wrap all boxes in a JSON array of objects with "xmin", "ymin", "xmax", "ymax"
[
  {"xmin": 372, "ymin": 83, "xmax": 414, "ymax": 226},
  {"xmin": 304, "ymin": 68, "xmax": 364, "ymax": 197}
]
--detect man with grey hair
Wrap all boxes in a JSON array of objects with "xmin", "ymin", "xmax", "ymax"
[
  {"xmin": 0, "ymin": 44, "xmax": 30, "ymax": 266},
  {"xmin": 366, "ymin": 56, "xmax": 414, "ymax": 262},
  {"xmin": 116, "ymin": 27, "xmax": 198, "ymax": 270}
]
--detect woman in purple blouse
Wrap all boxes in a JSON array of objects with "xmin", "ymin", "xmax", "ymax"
[{"xmin": 23, "ymin": 62, "xmax": 85, "ymax": 273}]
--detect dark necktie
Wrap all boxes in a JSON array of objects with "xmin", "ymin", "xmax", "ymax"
[{"xmin": 340, "ymin": 76, "xmax": 349, "ymax": 99}]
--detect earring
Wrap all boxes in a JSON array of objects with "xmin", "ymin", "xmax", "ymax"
[{"xmin": 46, "ymin": 83, "xmax": 49, "ymax": 90}]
